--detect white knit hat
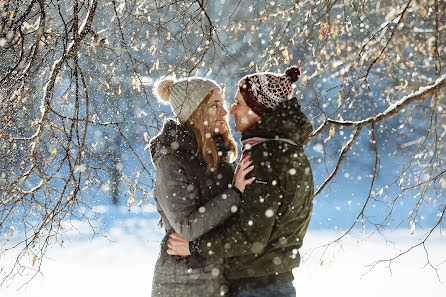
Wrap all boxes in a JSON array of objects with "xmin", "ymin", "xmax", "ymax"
[{"xmin": 153, "ymin": 76, "xmax": 220, "ymax": 124}]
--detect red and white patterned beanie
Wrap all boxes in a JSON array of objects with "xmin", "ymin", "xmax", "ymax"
[{"xmin": 238, "ymin": 66, "xmax": 301, "ymax": 116}]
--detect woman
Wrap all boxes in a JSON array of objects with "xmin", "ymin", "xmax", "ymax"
[{"xmin": 150, "ymin": 76, "xmax": 254, "ymax": 297}]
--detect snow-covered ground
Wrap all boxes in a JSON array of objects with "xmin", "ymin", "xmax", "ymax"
[{"xmin": 1, "ymin": 212, "xmax": 445, "ymax": 297}]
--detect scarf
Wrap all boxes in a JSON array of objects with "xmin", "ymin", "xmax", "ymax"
[{"xmin": 232, "ymin": 136, "xmax": 299, "ymax": 184}]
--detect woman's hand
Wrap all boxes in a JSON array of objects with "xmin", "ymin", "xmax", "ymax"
[
  {"xmin": 233, "ymin": 155, "xmax": 256, "ymax": 193},
  {"xmin": 167, "ymin": 233, "xmax": 191, "ymax": 256}
]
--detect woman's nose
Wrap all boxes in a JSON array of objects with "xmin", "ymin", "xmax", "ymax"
[{"xmin": 221, "ymin": 107, "xmax": 228, "ymax": 116}]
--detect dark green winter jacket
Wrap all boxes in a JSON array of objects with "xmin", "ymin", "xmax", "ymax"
[{"xmin": 194, "ymin": 98, "xmax": 314, "ymax": 292}]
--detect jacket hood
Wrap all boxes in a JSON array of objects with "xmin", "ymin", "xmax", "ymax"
[
  {"xmin": 150, "ymin": 119, "xmax": 198, "ymax": 162},
  {"xmin": 241, "ymin": 98, "xmax": 313, "ymax": 146},
  {"xmin": 150, "ymin": 119, "xmax": 232, "ymax": 163}
]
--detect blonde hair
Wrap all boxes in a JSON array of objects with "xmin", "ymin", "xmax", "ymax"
[{"xmin": 186, "ymin": 92, "xmax": 238, "ymax": 173}]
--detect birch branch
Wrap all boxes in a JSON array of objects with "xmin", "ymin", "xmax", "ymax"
[
  {"xmin": 17, "ymin": 0, "xmax": 98, "ymax": 196},
  {"xmin": 310, "ymin": 74, "xmax": 446, "ymax": 140},
  {"xmin": 314, "ymin": 126, "xmax": 363, "ymax": 196}
]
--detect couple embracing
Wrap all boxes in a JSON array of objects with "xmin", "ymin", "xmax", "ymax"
[{"xmin": 149, "ymin": 66, "xmax": 314, "ymax": 297}]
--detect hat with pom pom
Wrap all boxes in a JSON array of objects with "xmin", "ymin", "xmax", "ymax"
[
  {"xmin": 238, "ymin": 66, "xmax": 301, "ymax": 116},
  {"xmin": 153, "ymin": 77, "xmax": 220, "ymax": 124}
]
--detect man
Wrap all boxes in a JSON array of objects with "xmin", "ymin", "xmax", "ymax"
[{"xmin": 168, "ymin": 66, "xmax": 314, "ymax": 297}]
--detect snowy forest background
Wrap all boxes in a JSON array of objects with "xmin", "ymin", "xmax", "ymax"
[{"xmin": 0, "ymin": 0, "xmax": 445, "ymax": 294}]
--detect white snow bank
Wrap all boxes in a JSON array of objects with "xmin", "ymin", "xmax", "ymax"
[{"xmin": 1, "ymin": 222, "xmax": 444, "ymax": 297}]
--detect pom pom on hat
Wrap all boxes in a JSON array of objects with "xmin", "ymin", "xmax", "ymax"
[
  {"xmin": 285, "ymin": 66, "xmax": 301, "ymax": 83},
  {"xmin": 153, "ymin": 78, "xmax": 173, "ymax": 103}
]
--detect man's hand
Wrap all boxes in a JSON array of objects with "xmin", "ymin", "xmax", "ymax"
[{"xmin": 167, "ymin": 232, "xmax": 191, "ymax": 256}]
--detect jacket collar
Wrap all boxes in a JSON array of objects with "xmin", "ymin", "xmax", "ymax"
[{"xmin": 241, "ymin": 97, "xmax": 312, "ymax": 147}]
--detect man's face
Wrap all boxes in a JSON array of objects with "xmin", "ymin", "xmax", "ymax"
[{"xmin": 230, "ymin": 89, "xmax": 261, "ymax": 132}]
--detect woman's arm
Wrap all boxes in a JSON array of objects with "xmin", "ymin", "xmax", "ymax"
[{"xmin": 154, "ymin": 154, "xmax": 240, "ymax": 241}]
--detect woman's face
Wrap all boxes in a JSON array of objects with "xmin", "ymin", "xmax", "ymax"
[{"xmin": 207, "ymin": 88, "xmax": 228, "ymax": 135}]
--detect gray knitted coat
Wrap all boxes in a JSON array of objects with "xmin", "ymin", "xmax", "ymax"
[{"xmin": 150, "ymin": 119, "xmax": 241, "ymax": 297}]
